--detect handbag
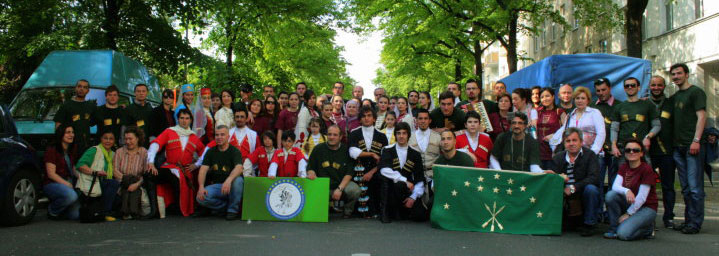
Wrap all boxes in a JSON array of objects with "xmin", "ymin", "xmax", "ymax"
[{"xmin": 78, "ymin": 173, "xmax": 105, "ymax": 223}]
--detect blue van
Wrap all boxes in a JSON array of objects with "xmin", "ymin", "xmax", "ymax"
[{"xmin": 9, "ymin": 50, "xmax": 162, "ymax": 152}]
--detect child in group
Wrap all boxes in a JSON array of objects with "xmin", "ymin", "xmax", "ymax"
[
  {"xmin": 302, "ymin": 117, "xmax": 327, "ymax": 157},
  {"xmin": 243, "ymin": 131, "xmax": 276, "ymax": 177},
  {"xmin": 268, "ymin": 131, "xmax": 307, "ymax": 178},
  {"xmin": 380, "ymin": 111, "xmax": 397, "ymax": 145}
]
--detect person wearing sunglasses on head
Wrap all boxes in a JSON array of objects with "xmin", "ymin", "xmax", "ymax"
[
  {"xmin": 604, "ymin": 138, "xmax": 658, "ymax": 240},
  {"xmin": 148, "ymin": 89, "xmax": 177, "ymax": 140},
  {"xmin": 610, "ymin": 77, "xmax": 660, "ymax": 167}
]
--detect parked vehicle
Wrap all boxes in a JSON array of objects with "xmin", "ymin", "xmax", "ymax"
[
  {"xmin": 9, "ymin": 50, "xmax": 162, "ymax": 152},
  {"xmin": 0, "ymin": 105, "xmax": 43, "ymax": 226}
]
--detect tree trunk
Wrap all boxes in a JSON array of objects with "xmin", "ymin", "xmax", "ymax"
[
  {"xmin": 102, "ymin": 0, "xmax": 122, "ymax": 50},
  {"xmin": 454, "ymin": 57, "xmax": 462, "ymax": 82},
  {"xmin": 506, "ymin": 13, "xmax": 518, "ymax": 74},
  {"xmin": 473, "ymin": 40, "xmax": 483, "ymax": 86},
  {"xmin": 225, "ymin": 20, "xmax": 234, "ymax": 67},
  {"xmin": 625, "ymin": 0, "xmax": 649, "ymax": 58}
]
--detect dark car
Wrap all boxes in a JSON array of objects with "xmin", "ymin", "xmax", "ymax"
[{"xmin": 0, "ymin": 105, "xmax": 43, "ymax": 226}]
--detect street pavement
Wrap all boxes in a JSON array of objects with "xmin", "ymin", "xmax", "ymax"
[{"xmin": 2, "ymin": 210, "xmax": 718, "ymax": 256}]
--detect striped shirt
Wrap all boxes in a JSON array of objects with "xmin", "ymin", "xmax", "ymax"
[{"xmin": 113, "ymin": 146, "xmax": 148, "ymax": 180}]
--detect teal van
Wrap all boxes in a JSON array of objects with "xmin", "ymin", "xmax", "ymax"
[{"xmin": 9, "ymin": 50, "xmax": 161, "ymax": 151}]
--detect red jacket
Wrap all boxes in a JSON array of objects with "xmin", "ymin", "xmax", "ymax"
[
  {"xmin": 270, "ymin": 147, "xmax": 306, "ymax": 177},
  {"xmin": 247, "ymin": 147, "xmax": 274, "ymax": 177},
  {"xmin": 455, "ymin": 131, "xmax": 493, "ymax": 168},
  {"xmin": 152, "ymin": 128, "xmax": 205, "ymax": 216},
  {"xmin": 205, "ymin": 127, "xmax": 259, "ymax": 159}
]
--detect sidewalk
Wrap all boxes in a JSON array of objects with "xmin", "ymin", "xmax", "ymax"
[{"xmin": 656, "ymin": 170, "xmax": 719, "ymax": 219}]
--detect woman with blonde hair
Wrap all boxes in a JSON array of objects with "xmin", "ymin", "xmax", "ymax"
[{"xmin": 550, "ymin": 86, "xmax": 606, "ymax": 155}]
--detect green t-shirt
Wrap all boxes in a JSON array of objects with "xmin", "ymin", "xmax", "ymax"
[
  {"xmin": 611, "ymin": 100, "xmax": 659, "ymax": 145},
  {"xmin": 591, "ymin": 99, "xmax": 622, "ymax": 151},
  {"xmin": 647, "ymin": 97, "xmax": 674, "ymax": 155},
  {"xmin": 53, "ymin": 99, "xmax": 96, "ymax": 148},
  {"xmin": 306, "ymin": 143, "xmax": 353, "ymax": 190},
  {"xmin": 429, "ymin": 107, "xmax": 466, "ymax": 131},
  {"xmin": 491, "ymin": 132, "xmax": 540, "ymax": 172},
  {"xmin": 672, "ymin": 85, "xmax": 706, "ymax": 146},
  {"xmin": 127, "ymin": 102, "xmax": 154, "ymax": 144},
  {"xmin": 434, "ymin": 151, "xmax": 475, "ymax": 167},
  {"xmin": 201, "ymin": 145, "xmax": 243, "ymax": 185},
  {"xmin": 95, "ymin": 105, "xmax": 128, "ymax": 144}
]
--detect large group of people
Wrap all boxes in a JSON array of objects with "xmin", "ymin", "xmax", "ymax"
[{"xmin": 46, "ymin": 63, "xmax": 709, "ymax": 241}]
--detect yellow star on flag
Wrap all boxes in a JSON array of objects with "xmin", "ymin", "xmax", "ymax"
[
  {"xmin": 530, "ymin": 197, "xmax": 536, "ymax": 203},
  {"xmin": 520, "ymin": 185, "xmax": 527, "ymax": 192},
  {"xmin": 451, "ymin": 189, "xmax": 458, "ymax": 196},
  {"xmin": 444, "ymin": 203, "xmax": 450, "ymax": 210},
  {"xmin": 493, "ymin": 187, "xmax": 499, "ymax": 193},
  {"xmin": 507, "ymin": 178, "xmax": 514, "ymax": 184},
  {"xmin": 536, "ymin": 211, "xmax": 543, "ymax": 218},
  {"xmin": 477, "ymin": 185, "xmax": 484, "ymax": 192},
  {"xmin": 494, "ymin": 173, "xmax": 500, "ymax": 180},
  {"xmin": 506, "ymin": 188, "xmax": 513, "ymax": 195},
  {"xmin": 478, "ymin": 176, "xmax": 485, "ymax": 182},
  {"xmin": 464, "ymin": 181, "xmax": 470, "ymax": 187}
]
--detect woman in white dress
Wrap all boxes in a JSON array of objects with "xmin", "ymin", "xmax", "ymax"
[
  {"xmin": 214, "ymin": 90, "xmax": 235, "ymax": 128},
  {"xmin": 396, "ymin": 96, "xmax": 415, "ymax": 130},
  {"xmin": 549, "ymin": 86, "xmax": 606, "ymax": 154}
]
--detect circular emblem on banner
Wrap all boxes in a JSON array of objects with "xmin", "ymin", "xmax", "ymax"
[{"xmin": 266, "ymin": 178, "xmax": 305, "ymax": 220}]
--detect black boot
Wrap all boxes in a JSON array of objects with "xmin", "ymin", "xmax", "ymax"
[{"xmin": 379, "ymin": 178, "xmax": 391, "ymax": 223}]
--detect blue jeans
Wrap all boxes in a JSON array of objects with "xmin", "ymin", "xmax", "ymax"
[
  {"xmin": 598, "ymin": 153, "xmax": 618, "ymax": 214},
  {"xmin": 651, "ymin": 154, "xmax": 676, "ymax": 222},
  {"xmin": 673, "ymin": 146, "xmax": 705, "ymax": 229},
  {"xmin": 581, "ymin": 184, "xmax": 600, "ymax": 225},
  {"xmin": 197, "ymin": 177, "xmax": 244, "ymax": 213},
  {"xmin": 43, "ymin": 183, "xmax": 80, "ymax": 220},
  {"xmin": 606, "ymin": 190, "xmax": 656, "ymax": 240},
  {"xmin": 100, "ymin": 179, "xmax": 120, "ymax": 214}
]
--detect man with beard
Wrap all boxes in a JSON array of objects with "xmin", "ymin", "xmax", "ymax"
[
  {"xmin": 456, "ymin": 79, "xmax": 498, "ymax": 130},
  {"xmin": 489, "ymin": 112, "xmax": 542, "ymax": 173},
  {"xmin": 669, "ymin": 63, "xmax": 706, "ymax": 234},
  {"xmin": 493, "ymin": 81, "xmax": 507, "ymax": 100},
  {"xmin": 263, "ymin": 85, "xmax": 275, "ymax": 99},
  {"xmin": 378, "ymin": 122, "xmax": 426, "ymax": 223},
  {"xmin": 558, "ymin": 84, "xmax": 575, "ymax": 114},
  {"xmin": 54, "ymin": 79, "xmax": 96, "ymax": 151},
  {"xmin": 644, "ymin": 75, "xmax": 677, "ymax": 229},
  {"xmin": 610, "ymin": 77, "xmax": 660, "ymax": 164},
  {"xmin": 408, "ymin": 90, "xmax": 420, "ymax": 117},
  {"xmin": 348, "ymin": 106, "xmax": 389, "ymax": 217}
]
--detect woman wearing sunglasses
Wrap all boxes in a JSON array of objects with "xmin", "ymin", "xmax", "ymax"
[{"xmin": 604, "ymin": 138, "xmax": 658, "ymax": 240}]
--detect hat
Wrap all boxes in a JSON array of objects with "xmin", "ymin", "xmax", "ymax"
[
  {"xmin": 181, "ymin": 84, "xmax": 194, "ymax": 94},
  {"xmin": 201, "ymin": 88, "xmax": 212, "ymax": 96},
  {"xmin": 241, "ymin": 84, "xmax": 253, "ymax": 93}
]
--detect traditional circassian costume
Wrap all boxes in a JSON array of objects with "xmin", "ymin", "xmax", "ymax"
[
  {"xmin": 197, "ymin": 88, "xmax": 215, "ymax": 145},
  {"xmin": 199, "ymin": 126, "xmax": 260, "ymax": 162},
  {"xmin": 295, "ymin": 105, "xmax": 320, "ymax": 147},
  {"xmin": 147, "ymin": 125, "xmax": 205, "ymax": 216},
  {"xmin": 455, "ymin": 130, "xmax": 494, "ymax": 168},
  {"xmin": 243, "ymin": 146, "xmax": 275, "ymax": 177},
  {"xmin": 268, "ymin": 147, "xmax": 307, "ymax": 177},
  {"xmin": 378, "ymin": 144, "xmax": 427, "ymax": 222},
  {"xmin": 348, "ymin": 125, "xmax": 389, "ymax": 217}
]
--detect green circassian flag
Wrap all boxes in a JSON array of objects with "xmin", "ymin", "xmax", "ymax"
[
  {"xmin": 241, "ymin": 177, "xmax": 329, "ymax": 222},
  {"xmin": 430, "ymin": 165, "xmax": 564, "ymax": 235}
]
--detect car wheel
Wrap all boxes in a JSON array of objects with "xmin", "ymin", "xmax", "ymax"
[{"xmin": 1, "ymin": 169, "xmax": 39, "ymax": 226}]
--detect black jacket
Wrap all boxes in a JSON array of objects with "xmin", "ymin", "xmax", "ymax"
[
  {"xmin": 348, "ymin": 127, "xmax": 388, "ymax": 171},
  {"xmin": 551, "ymin": 146, "xmax": 599, "ymax": 193},
  {"xmin": 378, "ymin": 144, "xmax": 425, "ymax": 184},
  {"xmin": 149, "ymin": 105, "xmax": 175, "ymax": 138}
]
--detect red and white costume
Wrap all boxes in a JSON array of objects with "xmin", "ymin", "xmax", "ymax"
[
  {"xmin": 268, "ymin": 147, "xmax": 307, "ymax": 177},
  {"xmin": 148, "ymin": 126, "xmax": 205, "ymax": 216},
  {"xmin": 243, "ymin": 146, "xmax": 275, "ymax": 177},
  {"xmin": 455, "ymin": 131, "xmax": 494, "ymax": 168},
  {"xmin": 197, "ymin": 126, "xmax": 259, "ymax": 167}
]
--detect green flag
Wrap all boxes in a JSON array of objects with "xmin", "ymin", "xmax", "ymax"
[
  {"xmin": 430, "ymin": 165, "xmax": 564, "ymax": 235},
  {"xmin": 241, "ymin": 177, "xmax": 329, "ymax": 222}
]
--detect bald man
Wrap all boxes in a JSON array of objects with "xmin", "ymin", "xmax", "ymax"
[{"xmin": 558, "ymin": 84, "xmax": 575, "ymax": 114}]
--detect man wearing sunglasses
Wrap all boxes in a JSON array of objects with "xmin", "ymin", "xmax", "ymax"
[
  {"xmin": 489, "ymin": 112, "xmax": 542, "ymax": 173},
  {"xmin": 610, "ymin": 77, "xmax": 660, "ymax": 165}
]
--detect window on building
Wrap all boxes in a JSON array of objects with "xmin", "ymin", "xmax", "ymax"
[
  {"xmin": 573, "ymin": 16, "xmax": 580, "ymax": 30},
  {"xmin": 642, "ymin": 13, "xmax": 648, "ymax": 40},
  {"xmin": 541, "ymin": 30, "xmax": 546, "ymax": 47},
  {"xmin": 695, "ymin": 0, "xmax": 704, "ymax": 19},
  {"xmin": 599, "ymin": 40, "xmax": 608, "ymax": 53},
  {"xmin": 534, "ymin": 36, "xmax": 539, "ymax": 52},
  {"xmin": 552, "ymin": 23, "xmax": 557, "ymax": 41},
  {"xmin": 665, "ymin": 1, "xmax": 673, "ymax": 31},
  {"xmin": 560, "ymin": 5, "xmax": 566, "ymax": 36}
]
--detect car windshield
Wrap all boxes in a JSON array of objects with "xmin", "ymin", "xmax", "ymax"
[{"xmin": 9, "ymin": 88, "xmax": 126, "ymax": 121}]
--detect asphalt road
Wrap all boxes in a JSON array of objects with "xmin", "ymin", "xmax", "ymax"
[{"xmin": 2, "ymin": 211, "xmax": 718, "ymax": 256}]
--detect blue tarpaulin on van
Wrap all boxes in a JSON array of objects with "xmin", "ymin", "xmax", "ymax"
[
  {"xmin": 23, "ymin": 50, "xmax": 160, "ymax": 103},
  {"xmin": 498, "ymin": 54, "xmax": 652, "ymax": 101}
]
